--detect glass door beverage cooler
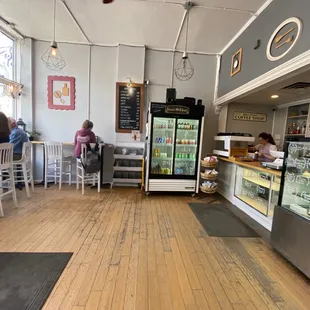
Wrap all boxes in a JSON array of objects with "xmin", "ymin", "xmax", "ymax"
[
  {"xmin": 271, "ymin": 136, "xmax": 310, "ymax": 279},
  {"xmin": 145, "ymin": 102, "xmax": 205, "ymax": 195}
]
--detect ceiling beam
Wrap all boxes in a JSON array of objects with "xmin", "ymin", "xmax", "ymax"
[
  {"xmin": 220, "ymin": 0, "xmax": 274, "ymax": 55},
  {"xmin": 60, "ymin": 0, "xmax": 90, "ymax": 44},
  {"xmin": 35, "ymin": 38, "xmax": 218, "ymax": 56},
  {"xmin": 129, "ymin": 0, "xmax": 256, "ymax": 15},
  {"xmin": 0, "ymin": 16, "xmax": 25, "ymax": 39}
]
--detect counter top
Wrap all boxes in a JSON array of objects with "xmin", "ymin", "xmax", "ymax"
[{"xmin": 219, "ymin": 157, "xmax": 282, "ymax": 177}]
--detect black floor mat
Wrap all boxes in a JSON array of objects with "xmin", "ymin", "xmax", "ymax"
[
  {"xmin": 189, "ymin": 203, "xmax": 259, "ymax": 238},
  {"xmin": 0, "ymin": 252, "xmax": 72, "ymax": 310}
]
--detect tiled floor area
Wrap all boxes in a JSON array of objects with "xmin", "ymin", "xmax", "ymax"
[{"xmin": 0, "ymin": 186, "xmax": 309, "ymax": 310}]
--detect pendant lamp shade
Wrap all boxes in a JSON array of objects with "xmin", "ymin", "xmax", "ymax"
[
  {"xmin": 175, "ymin": 2, "xmax": 194, "ymax": 81},
  {"xmin": 41, "ymin": 0, "xmax": 66, "ymax": 71},
  {"xmin": 41, "ymin": 41, "xmax": 66, "ymax": 71},
  {"xmin": 175, "ymin": 51, "xmax": 194, "ymax": 81}
]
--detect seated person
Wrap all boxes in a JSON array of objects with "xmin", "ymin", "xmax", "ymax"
[
  {"xmin": 74, "ymin": 120, "xmax": 96, "ymax": 158},
  {"xmin": 8, "ymin": 117, "xmax": 29, "ymax": 160},
  {"xmin": 0, "ymin": 112, "xmax": 10, "ymax": 143}
]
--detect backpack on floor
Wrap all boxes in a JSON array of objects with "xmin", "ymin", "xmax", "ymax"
[{"xmin": 82, "ymin": 143, "xmax": 101, "ymax": 174}]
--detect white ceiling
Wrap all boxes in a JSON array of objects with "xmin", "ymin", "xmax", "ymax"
[
  {"xmin": 0, "ymin": 0, "xmax": 268, "ymax": 53},
  {"xmin": 234, "ymin": 67, "xmax": 310, "ymax": 106}
]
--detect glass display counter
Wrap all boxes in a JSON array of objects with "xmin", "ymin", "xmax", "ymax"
[{"xmin": 234, "ymin": 165, "xmax": 281, "ymax": 217}]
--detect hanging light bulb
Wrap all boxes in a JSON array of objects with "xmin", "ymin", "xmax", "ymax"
[
  {"xmin": 41, "ymin": 0, "xmax": 66, "ymax": 71},
  {"xmin": 51, "ymin": 45, "xmax": 57, "ymax": 57},
  {"xmin": 175, "ymin": 2, "xmax": 194, "ymax": 81}
]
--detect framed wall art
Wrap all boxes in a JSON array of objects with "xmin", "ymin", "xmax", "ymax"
[
  {"xmin": 266, "ymin": 17, "xmax": 303, "ymax": 62},
  {"xmin": 230, "ymin": 48, "xmax": 243, "ymax": 77},
  {"xmin": 48, "ymin": 76, "xmax": 76, "ymax": 110}
]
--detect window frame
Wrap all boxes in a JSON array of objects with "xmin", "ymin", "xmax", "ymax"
[{"xmin": 0, "ymin": 29, "xmax": 18, "ymax": 118}]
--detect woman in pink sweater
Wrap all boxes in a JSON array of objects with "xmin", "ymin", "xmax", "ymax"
[{"xmin": 74, "ymin": 120, "xmax": 96, "ymax": 158}]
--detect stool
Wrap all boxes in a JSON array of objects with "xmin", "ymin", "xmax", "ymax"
[
  {"xmin": 13, "ymin": 142, "xmax": 34, "ymax": 198},
  {"xmin": 44, "ymin": 141, "xmax": 73, "ymax": 190}
]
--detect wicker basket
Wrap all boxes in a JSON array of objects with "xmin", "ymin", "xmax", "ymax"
[
  {"xmin": 200, "ymin": 185, "xmax": 217, "ymax": 194},
  {"xmin": 200, "ymin": 172, "xmax": 217, "ymax": 181},
  {"xmin": 200, "ymin": 160, "xmax": 217, "ymax": 168}
]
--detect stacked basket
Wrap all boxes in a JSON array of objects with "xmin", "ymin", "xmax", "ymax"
[{"xmin": 200, "ymin": 156, "xmax": 218, "ymax": 194}]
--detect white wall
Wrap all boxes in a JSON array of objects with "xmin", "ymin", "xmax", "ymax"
[
  {"xmin": 90, "ymin": 46, "xmax": 118, "ymax": 143},
  {"xmin": 22, "ymin": 40, "xmax": 218, "ymax": 179},
  {"xmin": 146, "ymin": 50, "xmax": 218, "ymax": 153},
  {"xmin": 34, "ymin": 41, "xmax": 90, "ymax": 143}
]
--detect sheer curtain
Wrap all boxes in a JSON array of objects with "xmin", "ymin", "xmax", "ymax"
[{"xmin": 0, "ymin": 31, "xmax": 14, "ymax": 117}]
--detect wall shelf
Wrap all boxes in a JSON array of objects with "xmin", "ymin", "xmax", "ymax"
[
  {"xmin": 114, "ymin": 154, "xmax": 144, "ymax": 160},
  {"xmin": 287, "ymin": 115, "xmax": 308, "ymax": 119},
  {"xmin": 114, "ymin": 144, "xmax": 144, "ymax": 186},
  {"xmin": 114, "ymin": 167, "xmax": 142, "ymax": 172}
]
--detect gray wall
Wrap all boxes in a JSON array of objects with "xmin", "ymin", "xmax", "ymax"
[
  {"xmin": 218, "ymin": 0, "xmax": 310, "ymax": 97},
  {"xmin": 226, "ymin": 103, "xmax": 274, "ymax": 144}
]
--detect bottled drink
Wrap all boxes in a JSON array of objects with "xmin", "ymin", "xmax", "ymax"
[
  {"xmin": 292, "ymin": 122, "xmax": 297, "ymax": 134},
  {"xmin": 302, "ymin": 121, "xmax": 306, "ymax": 134},
  {"xmin": 297, "ymin": 122, "xmax": 301, "ymax": 134}
]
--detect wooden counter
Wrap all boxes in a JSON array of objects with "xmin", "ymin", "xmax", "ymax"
[{"xmin": 219, "ymin": 157, "xmax": 282, "ymax": 177}]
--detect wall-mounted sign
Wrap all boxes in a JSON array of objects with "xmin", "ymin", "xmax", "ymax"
[
  {"xmin": 165, "ymin": 105, "xmax": 190, "ymax": 115},
  {"xmin": 233, "ymin": 112, "xmax": 267, "ymax": 122},
  {"xmin": 230, "ymin": 48, "xmax": 243, "ymax": 77},
  {"xmin": 115, "ymin": 82, "xmax": 144, "ymax": 133},
  {"xmin": 266, "ymin": 17, "xmax": 303, "ymax": 62}
]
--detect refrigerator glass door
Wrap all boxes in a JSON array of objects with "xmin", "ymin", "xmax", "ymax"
[
  {"xmin": 280, "ymin": 140, "xmax": 310, "ymax": 220},
  {"xmin": 174, "ymin": 119, "xmax": 200, "ymax": 176},
  {"xmin": 150, "ymin": 117, "xmax": 176, "ymax": 175}
]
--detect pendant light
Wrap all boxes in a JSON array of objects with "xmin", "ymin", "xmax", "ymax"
[
  {"xmin": 41, "ymin": 0, "xmax": 66, "ymax": 71},
  {"xmin": 175, "ymin": 2, "xmax": 194, "ymax": 81}
]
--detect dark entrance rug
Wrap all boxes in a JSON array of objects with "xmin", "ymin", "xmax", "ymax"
[
  {"xmin": 188, "ymin": 203, "xmax": 259, "ymax": 238},
  {"xmin": 0, "ymin": 252, "xmax": 72, "ymax": 310}
]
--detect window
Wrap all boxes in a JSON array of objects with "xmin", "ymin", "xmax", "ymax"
[{"xmin": 0, "ymin": 31, "xmax": 14, "ymax": 117}]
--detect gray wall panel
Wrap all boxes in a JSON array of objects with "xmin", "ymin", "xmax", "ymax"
[{"xmin": 218, "ymin": 0, "xmax": 310, "ymax": 97}]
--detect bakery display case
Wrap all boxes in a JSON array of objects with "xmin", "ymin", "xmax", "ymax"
[
  {"xmin": 234, "ymin": 165, "xmax": 281, "ymax": 217},
  {"xmin": 271, "ymin": 137, "xmax": 310, "ymax": 279}
]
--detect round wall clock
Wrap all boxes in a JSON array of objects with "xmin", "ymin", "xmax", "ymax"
[{"xmin": 266, "ymin": 17, "xmax": 303, "ymax": 61}]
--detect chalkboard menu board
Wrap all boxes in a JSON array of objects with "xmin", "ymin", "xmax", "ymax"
[{"xmin": 115, "ymin": 82, "xmax": 144, "ymax": 133}]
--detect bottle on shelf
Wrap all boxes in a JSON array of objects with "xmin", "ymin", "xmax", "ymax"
[
  {"xmin": 297, "ymin": 122, "xmax": 301, "ymax": 134},
  {"xmin": 287, "ymin": 124, "xmax": 292, "ymax": 134},
  {"xmin": 302, "ymin": 121, "xmax": 307, "ymax": 135},
  {"xmin": 292, "ymin": 122, "xmax": 297, "ymax": 134}
]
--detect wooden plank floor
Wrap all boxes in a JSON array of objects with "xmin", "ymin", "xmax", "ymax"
[{"xmin": 0, "ymin": 186, "xmax": 310, "ymax": 310}]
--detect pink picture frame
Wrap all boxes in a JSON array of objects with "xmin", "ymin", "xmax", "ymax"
[{"xmin": 48, "ymin": 76, "xmax": 76, "ymax": 110}]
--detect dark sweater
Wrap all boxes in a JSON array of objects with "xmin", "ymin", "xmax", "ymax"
[{"xmin": 0, "ymin": 137, "xmax": 10, "ymax": 143}]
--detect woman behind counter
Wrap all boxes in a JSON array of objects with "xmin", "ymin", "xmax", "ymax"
[{"xmin": 251, "ymin": 132, "xmax": 277, "ymax": 162}]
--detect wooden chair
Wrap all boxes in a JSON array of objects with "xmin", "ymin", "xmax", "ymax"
[
  {"xmin": 76, "ymin": 144, "xmax": 100, "ymax": 195},
  {"xmin": 13, "ymin": 142, "xmax": 34, "ymax": 199},
  {"xmin": 0, "ymin": 143, "xmax": 17, "ymax": 217},
  {"xmin": 44, "ymin": 141, "xmax": 73, "ymax": 190}
]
